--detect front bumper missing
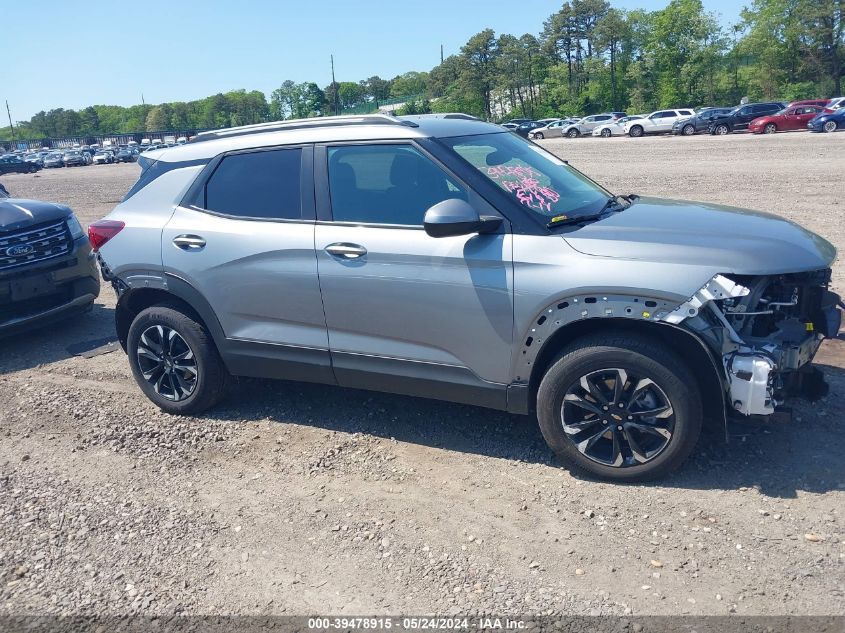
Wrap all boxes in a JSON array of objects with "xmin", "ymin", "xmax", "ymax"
[{"xmin": 660, "ymin": 274, "xmax": 840, "ymax": 418}]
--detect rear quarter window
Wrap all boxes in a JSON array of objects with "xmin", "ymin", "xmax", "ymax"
[{"xmin": 122, "ymin": 156, "xmax": 208, "ymax": 202}]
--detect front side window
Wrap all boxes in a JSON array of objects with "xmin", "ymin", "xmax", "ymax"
[
  {"xmin": 443, "ymin": 132, "xmax": 609, "ymax": 222},
  {"xmin": 204, "ymin": 148, "xmax": 302, "ymax": 220},
  {"xmin": 327, "ymin": 144, "xmax": 466, "ymax": 226}
]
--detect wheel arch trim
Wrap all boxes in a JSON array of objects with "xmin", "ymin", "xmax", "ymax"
[
  {"xmin": 515, "ymin": 292, "xmax": 728, "ymax": 430},
  {"xmin": 114, "ymin": 273, "xmax": 227, "ymax": 354}
]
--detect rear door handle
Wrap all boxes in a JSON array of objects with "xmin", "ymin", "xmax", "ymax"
[
  {"xmin": 325, "ymin": 243, "xmax": 367, "ymax": 259},
  {"xmin": 173, "ymin": 235, "xmax": 206, "ymax": 251}
]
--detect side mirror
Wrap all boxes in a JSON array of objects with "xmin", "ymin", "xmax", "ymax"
[{"xmin": 423, "ymin": 199, "xmax": 502, "ymax": 238}]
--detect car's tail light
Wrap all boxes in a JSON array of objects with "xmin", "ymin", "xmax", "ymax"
[{"xmin": 87, "ymin": 220, "xmax": 125, "ymax": 252}]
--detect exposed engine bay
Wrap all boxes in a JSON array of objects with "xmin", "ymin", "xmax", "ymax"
[{"xmin": 665, "ymin": 270, "xmax": 841, "ymax": 417}]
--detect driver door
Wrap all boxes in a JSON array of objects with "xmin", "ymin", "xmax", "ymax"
[{"xmin": 313, "ymin": 142, "xmax": 513, "ymax": 406}]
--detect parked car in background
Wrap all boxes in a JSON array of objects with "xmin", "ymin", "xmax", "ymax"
[
  {"xmin": 592, "ymin": 115, "xmax": 643, "ymax": 137},
  {"xmin": 0, "ymin": 155, "xmax": 40, "ymax": 175},
  {"xmin": 671, "ymin": 107, "xmax": 733, "ymax": 135},
  {"xmin": 708, "ymin": 102, "xmax": 786, "ymax": 134},
  {"xmin": 822, "ymin": 97, "xmax": 845, "ymax": 112},
  {"xmin": 515, "ymin": 121, "xmax": 547, "ymax": 137},
  {"xmin": 43, "ymin": 153, "xmax": 65, "ymax": 168},
  {"xmin": 115, "ymin": 148, "xmax": 138, "ymax": 163},
  {"xmin": 91, "ymin": 113, "xmax": 840, "ymax": 482},
  {"xmin": 92, "ymin": 149, "xmax": 115, "ymax": 165},
  {"xmin": 807, "ymin": 107, "xmax": 845, "ymax": 132},
  {"xmin": 561, "ymin": 113, "xmax": 616, "ymax": 138},
  {"xmin": 529, "ymin": 119, "xmax": 572, "ymax": 139},
  {"xmin": 62, "ymin": 150, "xmax": 87, "ymax": 167},
  {"xmin": 625, "ymin": 109, "xmax": 695, "ymax": 137},
  {"xmin": 0, "ymin": 196, "xmax": 99, "ymax": 335},
  {"xmin": 787, "ymin": 99, "xmax": 830, "ymax": 109},
  {"xmin": 609, "ymin": 112, "xmax": 628, "ymax": 119},
  {"xmin": 748, "ymin": 105, "xmax": 823, "ymax": 134},
  {"xmin": 24, "ymin": 153, "xmax": 44, "ymax": 167}
]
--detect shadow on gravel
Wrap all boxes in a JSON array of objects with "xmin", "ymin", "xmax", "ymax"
[
  {"xmin": 0, "ymin": 303, "xmax": 116, "ymax": 373},
  {"xmin": 200, "ymin": 363, "xmax": 843, "ymax": 499}
]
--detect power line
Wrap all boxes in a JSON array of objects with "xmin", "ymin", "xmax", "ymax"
[
  {"xmin": 330, "ymin": 54, "xmax": 339, "ymax": 116},
  {"xmin": 5, "ymin": 100, "xmax": 15, "ymax": 145}
]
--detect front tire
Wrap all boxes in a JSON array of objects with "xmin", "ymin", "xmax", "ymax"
[
  {"xmin": 713, "ymin": 124, "xmax": 730, "ymax": 135},
  {"xmin": 629, "ymin": 125, "xmax": 644, "ymax": 138},
  {"xmin": 823, "ymin": 120, "xmax": 837, "ymax": 133},
  {"xmin": 681, "ymin": 124, "xmax": 695, "ymax": 136},
  {"xmin": 764, "ymin": 123, "xmax": 777, "ymax": 134},
  {"xmin": 536, "ymin": 332, "xmax": 702, "ymax": 482},
  {"xmin": 567, "ymin": 129, "xmax": 580, "ymax": 138},
  {"xmin": 127, "ymin": 304, "xmax": 230, "ymax": 415},
  {"xmin": 534, "ymin": 132, "xmax": 544, "ymax": 139},
  {"xmin": 600, "ymin": 128, "xmax": 612, "ymax": 138}
]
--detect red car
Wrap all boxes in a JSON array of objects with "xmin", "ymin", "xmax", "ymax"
[
  {"xmin": 748, "ymin": 105, "xmax": 824, "ymax": 134},
  {"xmin": 787, "ymin": 99, "xmax": 831, "ymax": 108}
]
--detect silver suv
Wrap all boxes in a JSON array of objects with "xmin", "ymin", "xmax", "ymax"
[{"xmin": 91, "ymin": 114, "xmax": 841, "ymax": 481}]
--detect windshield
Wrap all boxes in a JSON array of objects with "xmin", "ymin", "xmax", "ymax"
[{"xmin": 442, "ymin": 132, "xmax": 610, "ymax": 221}]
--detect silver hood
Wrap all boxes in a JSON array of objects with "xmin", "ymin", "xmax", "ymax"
[{"xmin": 563, "ymin": 197, "xmax": 836, "ymax": 275}]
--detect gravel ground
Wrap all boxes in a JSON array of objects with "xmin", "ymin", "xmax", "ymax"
[{"xmin": 0, "ymin": 133, "xmax": 843, "ymax": 617}]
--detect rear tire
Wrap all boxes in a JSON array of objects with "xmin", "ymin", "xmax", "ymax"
[
  {"xmin": 536, "ymin": 332, "xmax": 702, "ymax": 482},
  {"xmin": 629, "ymin": 125, "xmax": 644, "ymax": 138},
  {"xmin": 127, "ymin": 304, "xmax": 230, "ymax": 415}
]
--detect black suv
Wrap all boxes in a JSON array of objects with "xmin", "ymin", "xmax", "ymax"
[
  {"xmin": 0, "ymin": 195, "xmax": 100, "ymax": 334},
  {"xmin": 708, "ymin": 102, "xmax": 786, "ymax": 134},
  {"xmin": 672, "ymin": 107, "xmax": 733, "ymax": 135},
  {"xmin": 0, "ymin": 156, "xmax": 41, "ymax": 175}
]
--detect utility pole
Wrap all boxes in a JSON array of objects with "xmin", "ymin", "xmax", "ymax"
[
  {"xmin": 141, "ymin": 93, "xmax": 145, "ymax": 106},
  {"xmin": 330, "ymin": 54, "xmax": 340, "ymax": 116},
  {"xmin": 5, "ymin": 100, "xmax": 15, "ymax": 146},
  {"xmin": 440, "ymin": 44, "xmax": 444, "ymax": 64}
]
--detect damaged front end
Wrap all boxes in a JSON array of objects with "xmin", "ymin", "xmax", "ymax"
[{"xmin": 662, "ymin": 271, "xmax": 841, "ymax": 418}]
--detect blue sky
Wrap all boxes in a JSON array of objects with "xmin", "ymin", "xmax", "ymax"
[{"xmin": 5, "ymin": 0, "xmax": 742, "ymax": 121}]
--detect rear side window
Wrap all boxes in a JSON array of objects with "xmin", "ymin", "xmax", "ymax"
[
  {"xmin": 678, "ymin": 110, "xmax": 694, "ymax": 116},
  {"xmin": 204, "ymin": 148, "xmax": 302, "ymax": 220}
]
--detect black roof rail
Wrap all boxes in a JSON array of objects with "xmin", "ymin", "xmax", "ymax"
[{"xmin": 189, "ymin": 114, "xmax": 418, "ymax": 144}]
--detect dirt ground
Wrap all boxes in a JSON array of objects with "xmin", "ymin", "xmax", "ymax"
[{"xmin": 0, "ymin": 132, "xmax": 843, "ymax": 618}]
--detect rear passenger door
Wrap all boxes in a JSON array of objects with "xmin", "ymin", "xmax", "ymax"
[
  {"xmin": 734, "ymin": 105, "xmax": 758, "ymax": 129},
  {"xmin": 161, "ymin": 145, "xmax": 334, "ymax": 382},
  {"xmin": 313, "ymin": 142, "xmax": 514, "ymax": 405}
]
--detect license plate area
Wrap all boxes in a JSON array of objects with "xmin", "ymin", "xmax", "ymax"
[{"xmin": 10, "ymin": 274, "xmax": 56, "ymax": 301}]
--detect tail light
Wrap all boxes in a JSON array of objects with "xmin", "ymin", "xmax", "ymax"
[{"xmin": 87, "ymin": 220, "xmax": 125, "ymax": 252}]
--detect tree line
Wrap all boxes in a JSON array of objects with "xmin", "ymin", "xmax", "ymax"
[{"xmin": 2, "ymin": 0, "xmax": 842, "ymax": 142}]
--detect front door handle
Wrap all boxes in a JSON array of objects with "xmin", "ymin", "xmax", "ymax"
[
  {"xmin": 325, "ymin": 243, "xmax": 367, "ymax": 259},
  {"xmin": 173, "ymin": 235, "xmax": 206, "ymax": 251}
]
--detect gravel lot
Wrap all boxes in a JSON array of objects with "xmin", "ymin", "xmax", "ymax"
[{"xmin": 0, "ymin": 133, "xmax": 843, "ymax": 618}]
